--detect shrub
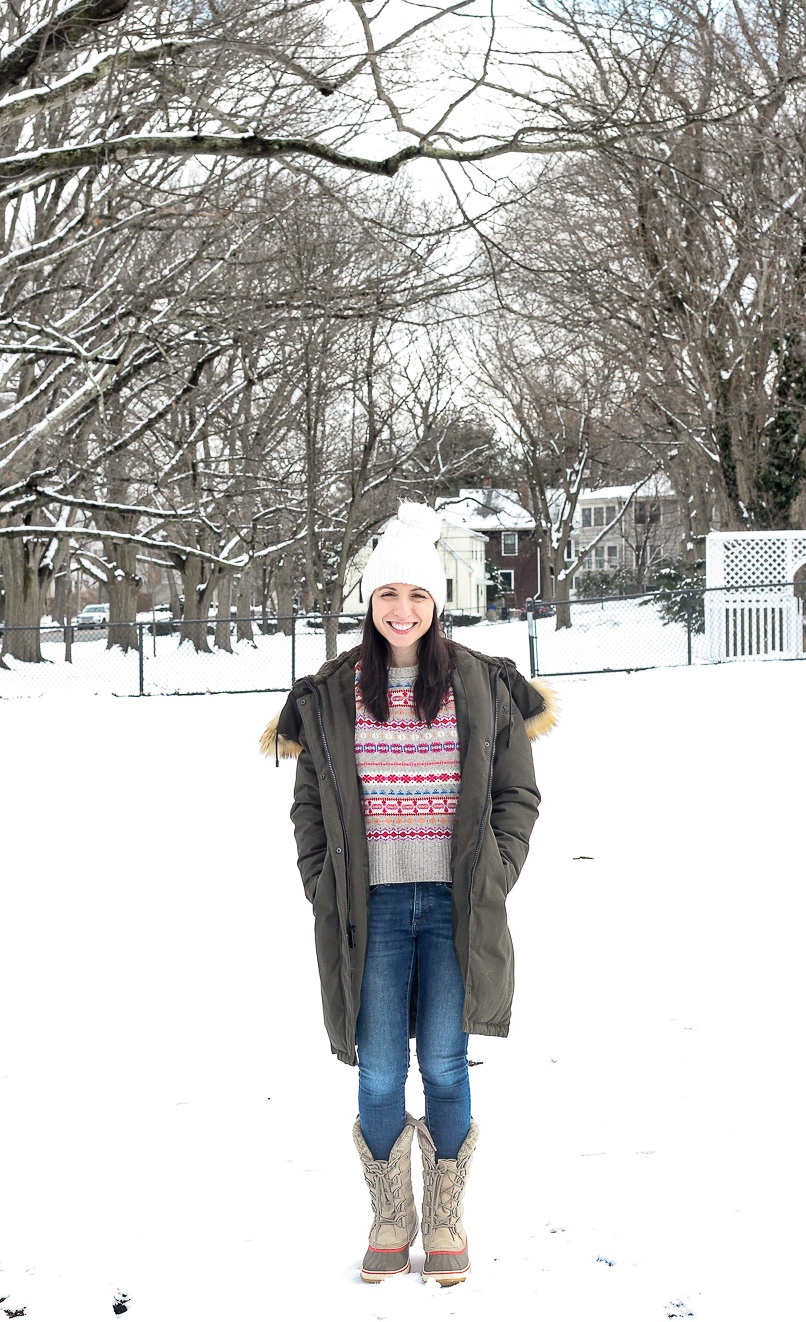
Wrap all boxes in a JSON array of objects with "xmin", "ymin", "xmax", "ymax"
[
  {"xmin": 575, "ymin": 568, "xmax": 644, "ymax": 599},
  {"xmin": 651, "ymin": 552, "xmax": 706, "ymax": 634}
]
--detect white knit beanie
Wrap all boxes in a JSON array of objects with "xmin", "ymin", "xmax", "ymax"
[{"xmin": 361, "ymin": 502, "xmax": 446, "ymax": 615}]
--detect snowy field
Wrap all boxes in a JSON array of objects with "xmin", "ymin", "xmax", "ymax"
[
  {"xmin": 0, "ymin": 599, "xmax": 734, "ymax": 698},
  {"xmin": 1, "ymin": 655, "xmax": 804, "ymax": 1322}
]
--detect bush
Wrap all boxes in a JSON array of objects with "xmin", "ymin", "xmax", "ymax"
[
  {"xmin": 575, "ymin": 568, "xmax": 644, "ymax": 598},
  {"xmin": 445, "ymin": 612, "xmax": 483, "ymax": 627},
  {"xmin": 651, "ymin": 553, "xmax": 706, "ymax": 633},
  {"xmin": 305, "ymin": 615, "xmax": 362, "ymax": 633}
]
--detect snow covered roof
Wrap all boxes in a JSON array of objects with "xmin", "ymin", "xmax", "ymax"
[
  {"xmin": 579, "ymin": 475, "xmax": 675, "ymax": 502},
  {"xmin": 437, "ymin": 489, "xmax": 535, "ymax": 532},
  {"xmin": 438, "ymin": 511, "xmax": 487, "ymax": 540}
]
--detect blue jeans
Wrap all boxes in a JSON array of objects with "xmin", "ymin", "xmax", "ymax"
[{"xmin": 356, "ymin": 882, "xmax": 471, "ymax": 1162}]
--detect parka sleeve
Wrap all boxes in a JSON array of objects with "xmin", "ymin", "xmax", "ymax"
[
  {"xmin": 489, "ymin": 682, "xmax": 541, "ymax": 890},
  {"xmin": 290, "ymin": 745, "xmax": 328, "ymax": 905}
]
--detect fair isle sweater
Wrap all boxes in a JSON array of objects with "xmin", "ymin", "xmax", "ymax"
[{"xmin": 354, "ymin": 665, "xmax": 462, "ymax": 885}]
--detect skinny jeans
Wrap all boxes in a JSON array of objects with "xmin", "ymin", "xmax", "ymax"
[{"xmin": 355, "ymin": 882, "xmax": 471, "ymax": 1162}]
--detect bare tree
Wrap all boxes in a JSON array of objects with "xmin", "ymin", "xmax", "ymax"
[{"xmin": 472, "ymin": 0, "xmax": 806, "ymax": 532}]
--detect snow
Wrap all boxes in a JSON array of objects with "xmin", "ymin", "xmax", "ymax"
[
  {"xmin": 0, "ymin": 607, "xmax": 753, "ymax": 699},
  {"xmin": 1, "ymin": 659, "xmax": 804, "ymax": 1321},
  {"xmin": 439, "ymin": 489, "xmax": 536, "ymax": 531}
]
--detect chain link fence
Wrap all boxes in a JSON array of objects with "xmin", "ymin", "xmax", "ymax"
[
  {"xmin": 526, "ymin": 579, "xmax": 805, "ymax": 677},
  {"xmin": 0, "ymin": 614, "xmax": 363, "ymax": 698},
  {"xmin": 1, "ymin": 581, "xmax": 803, "ymax": 698}
]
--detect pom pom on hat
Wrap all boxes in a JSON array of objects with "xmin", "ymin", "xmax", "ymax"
[
  {"xmin": 361, "ymin": 501, "xmax": 446, "ymax": 615},
  {"xmin": 394, "ymin": 501, "xmax": 442, "ymax": 542}
]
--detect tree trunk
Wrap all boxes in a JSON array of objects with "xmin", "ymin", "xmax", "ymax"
[
  {"xmin": 274, "ymin": 562, "xmax": 296, "ymax": 636},
  {"xmin": 214, "ymin": 575, "xmax": 233, "ymax": 652},
  {"xmin": 0, "ymin": 538, "xmax": 48, "ymax": 663},
  {"xmin": 538, "ymin": 536, "xmax": 552, "ymax": 602},
  {"xmin": 167, "ymin": 567, "xmax": 182, "ymax": 620},
  {"xmin": 235, "ymin": 572, "xmax": 255, "ymax": 644},
  {"xmin": 322, "ymin": 579, "xmax": 345, "ymax": 660},
  {"xmin": 104, "ymin": 540, "xmax": 140, "ymax": 652},
  {"xmin": 324, "ymin": 613, "xmax": 340, "ymax": 659},
  {"xmin": 51, "ymin": 564, "xmax": 69, "ymax": 626},
  {"xmin": 177, "ymin": 556, "xmax": 215, "ymax": 652},
  {"xmin": 554, "ymin": 572, "xmax": 572, "ymax": 630}
]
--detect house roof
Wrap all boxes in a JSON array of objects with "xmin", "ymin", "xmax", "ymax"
[
  {"xmin": 578, "ymin": 475, "xmax": 675, "ymax": 502},
  {"xmin": 437, "ymin": 489, "xmax": 535, "ymax": 532}
]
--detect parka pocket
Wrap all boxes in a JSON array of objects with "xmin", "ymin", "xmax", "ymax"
[
  {"xmin": 477, "ymin": 827, "xmax": 516, "ymax": 897},
  {"xmin": 310, "ymin": 854, "xmax": 335, "ymax": 914}
]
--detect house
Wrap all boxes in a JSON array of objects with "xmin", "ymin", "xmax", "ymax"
[
  {"xmin": 341, "ymin": 512, "xmax": 487, "ymax": 616},
  {"xmin": 570, "ymin": 477, "xmax": 683, "ymax": 587},
  {"xmin": 436, "ymin": 488, "xmax": 537, "ymax": 608}
]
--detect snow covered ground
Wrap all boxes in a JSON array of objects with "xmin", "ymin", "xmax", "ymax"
[
  {"xmin": 0, "ymin": 597, "xmax": 742, "ymax": 699},
  {"xmin": 1, "ymin": 654, "xmax": 804, "ymax": 1321}
]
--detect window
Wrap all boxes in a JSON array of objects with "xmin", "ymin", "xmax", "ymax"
[
  {"xmin": 501, "ymin": 532, "xmax": 518, "ymax": 556},
  {"xmin": 649, "ymin": 544, "xmax": 662, "ymax": 562},
  {"xmin": 564, "ymin": 540, "xmax": 573, "ymax": 561},
  {"xmin": 636, "ymin": 502, "xmax": 660, "ymax": 525},
  {"xmin": 445, "ymin": 577, "xmax": 454, "ymax": 603},
  {"xmin": 605, "ymin": 505, "xmax": 616, "ymax": 523},
  {"xmin": 582, "ymin": 508, "xmax": 592, "ymax": 527},
  {"xmin": 607, "ymin": 544, "xmax": 618, "ymax": 566},
  {"xmin": 593, "ymin": 506, "xmax": 604, "ymax": 526},
  {"xmin": 499, "ymin": 569, "xmax": 515, "ymax": 591},
  {"xmin": 594, "ymin": 546, "xmax": 605, "ymax": 569}
]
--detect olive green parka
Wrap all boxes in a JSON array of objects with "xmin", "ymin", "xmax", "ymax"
[{"xmin": 262, "ymin": 643, "xmax": 557, "ymax": 1065}]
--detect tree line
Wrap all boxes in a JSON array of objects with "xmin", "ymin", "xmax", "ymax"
[{"xmin": 2, "ymin": 0, "xmax": 805, "ymax": 662}]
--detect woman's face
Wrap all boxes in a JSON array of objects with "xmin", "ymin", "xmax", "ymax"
[{"xmin": 371, "ymin": 583, "xmax": 435, "ymax": 664}]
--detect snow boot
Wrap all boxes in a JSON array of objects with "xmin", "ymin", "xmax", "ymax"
[
  {"xmin": 417, "ymin": 1117, "xmax": 479, "ymax": 1286},
  {"xmin": 352, "ymin": 1114, "xmax": 420, "ymax": 1283}
]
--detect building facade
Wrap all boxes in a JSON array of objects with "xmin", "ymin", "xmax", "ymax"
[
  {"xmin": 437, "ymin": 488, "xmax": 538, "ymax": 609},
  {"xmin": 569, "ymin": 478, "xmax": 684, "ymax": 590}
]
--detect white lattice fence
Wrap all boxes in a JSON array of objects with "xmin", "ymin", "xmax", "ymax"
[{"xmin": 705, "ymin": 532, "xmax": 806, "ymax": 660}]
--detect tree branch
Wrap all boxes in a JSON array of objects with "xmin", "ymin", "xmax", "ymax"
[{"xmin": 0, "ymin": 0, "xmax": 130, "ymax": 95}]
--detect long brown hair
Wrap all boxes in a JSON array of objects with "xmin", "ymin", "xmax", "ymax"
[{"xmin": 358, "ymin": 602, "xmax": 457, "ymax": 725}]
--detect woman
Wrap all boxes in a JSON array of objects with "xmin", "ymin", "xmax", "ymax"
[{"xmin": 262, "ymin": 503, "xmax": 556, "ymax": 1285}]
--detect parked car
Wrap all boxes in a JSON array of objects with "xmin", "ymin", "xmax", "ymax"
[
  {"xmin": 74, "ymin": 603, "xmax": 109, "ymax": 629},
  {"xmin": 134, "ymin": 605, "xmax": 175, "ymax": 636},
  {"xmin": 520, "ymin": 599, "xmax": 556, "ymax": 620}
]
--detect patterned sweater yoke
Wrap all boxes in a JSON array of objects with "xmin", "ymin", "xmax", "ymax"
[{"xmin": 354, "ymin": 665, "xmax": 462, "ymax": 885}]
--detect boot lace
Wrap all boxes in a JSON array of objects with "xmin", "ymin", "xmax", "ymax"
[
  {"xmin": 365, "ymin": 1162, "xmax": 407, "ymax": 1231},
  {"xmin": 423, "ymin": 1159, "xmax": 464, "ymax": 1235}
]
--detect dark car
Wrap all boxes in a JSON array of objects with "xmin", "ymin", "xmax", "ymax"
[
  {"xmin": 136, "ymin": 605, "xmax": 174, "ymax": 636},
  {"xmin": 521, "ymin": 599, "xmax": 555, "ymax": 620}
]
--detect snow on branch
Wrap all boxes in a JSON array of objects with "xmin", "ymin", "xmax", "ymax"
[
  {"xmin": 0, "ymin": 39, "xmax": 196, "ymax": 128},
  {"xmin": 0, "ymin": 523, "xmax": 250, "ymax": 569},
  {"xmin": 0, "ymin": 0, "xmax": 130, "ymax": 95}
]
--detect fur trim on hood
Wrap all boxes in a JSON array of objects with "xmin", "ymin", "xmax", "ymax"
[
  {"xmin": 259, "ymin": 714, "xmax": 302, "ymax": 761},
  {"xmin": 523, "ymin": 678, "xmax": 559, "ymax": 739}
]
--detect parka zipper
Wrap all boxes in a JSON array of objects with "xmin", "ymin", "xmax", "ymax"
[
  {"xmin": 466, "ymin": 667, "xmax": 500, "ymax": 913},
  {"xmin": 307, "ymin": 679, "xmax": 355, "ymax": 949}
]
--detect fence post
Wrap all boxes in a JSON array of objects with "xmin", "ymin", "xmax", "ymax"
[
  {"xmin": 138, "ymin": 622, "xmax": 145, "ymax": 695},
  {"xmin": 686, "ymin": 593, "xmax": 693, "ymax": 666},
  {"xmin": 527, "ymin": 610, "xmax": 537, "ymax": 677},
  {"xmin": 291, "ymin": 610, "xmax": 296, "ymax": 686}
]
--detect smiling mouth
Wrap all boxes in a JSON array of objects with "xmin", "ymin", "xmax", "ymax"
[{"xmin": 388, "ymin": 622, "xmax": 417, "ymax": 633}]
